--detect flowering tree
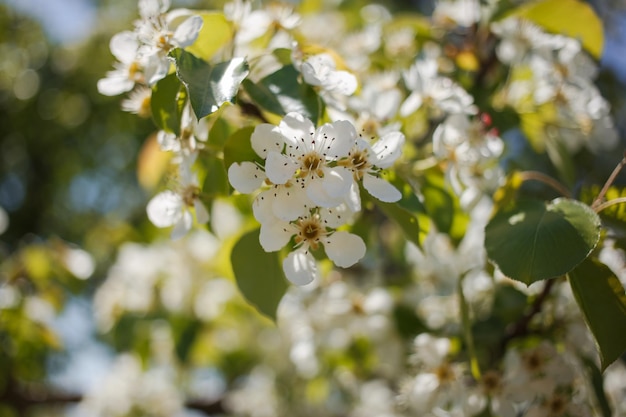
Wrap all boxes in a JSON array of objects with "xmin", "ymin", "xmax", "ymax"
[{"xmin": 3, "ymin": 0, "xmax": 626, "ymax": 415}]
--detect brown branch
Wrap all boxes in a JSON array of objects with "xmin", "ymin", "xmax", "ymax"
[{"xmin": 498, "ymin": 278, "xmax": 558, "ymax": 356}]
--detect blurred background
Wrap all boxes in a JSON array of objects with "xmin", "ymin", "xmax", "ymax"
[{"xmin": 1, "ymin": 0, "xmax": 626, "ymax": 416}]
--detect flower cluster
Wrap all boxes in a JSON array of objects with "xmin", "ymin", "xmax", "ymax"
[
  {"xmin": 97, "ymin": 0, "xmax": 202, "ymax": 96},
  {"xmin": 228, "ymin": 112, "xmax": 405, "ymax": 285},
  {"xmin": 492, "ymin": 17, "xmax": 618, "ymax": 153}
]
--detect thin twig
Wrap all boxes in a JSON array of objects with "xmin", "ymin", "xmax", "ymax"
[
  {"xmin": 592, "ymin": 154, "xmax": 626, "ymax": 210},
  {"xmin": 518, "ymin": 171, "xmax": 571, "ymax": 198}
]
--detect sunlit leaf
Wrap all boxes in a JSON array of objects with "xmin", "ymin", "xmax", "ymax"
[
  {"xmin": 243, "ymin": 65, "xmax": 322, "ymax": 124},
  {"xmin": 420, "ymin": 170, "xmax": 468, "ymax": 244},
  {"xmin": 510, "ymin": 0, "xmax": 604, "ymax": 59},
  {"xmin": 151, "ymin": 73, "xmax": 184, "ymax": 134},
  {"xmin": 171, "ymin": 49, "xmax": 249, "ymax": 119},
  {"xmin": 568, "ymin": 257, "xmax": 626, "ymax": 371},
  {"xmin": 485, "ymin": 198, "xmax": 601, "ymax": 285},
  {"xmin": 230, "ymin": 228, "xmax": 288, "ymax": 321},
  {"xmin": 184, "ymin": 12, "xmax": 233, "ymax": 61}
]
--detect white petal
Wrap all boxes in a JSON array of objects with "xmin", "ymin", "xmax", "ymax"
[
  {"xmin": 228, "ymin": 162, "xmax": 265, "ymax": 193},
  {"xmin": 283, "ymin": 250, "xmax": 317, "ymax": 285},
  {"xmin": 399, "ymin": 92, "xmax": 423, "ymax": 117},
  {"xmin": 344, "ymin": 181, "xmax": 361, "ymax": 213},
  {"xmin": 279, "ymin": 112, "xmax": 315, "ymax": 149},
  {"xmin": 139, "ymin": 0, "xmax": 169, "ymax": 18},
  {"xmin": 194, "ymin": 200, "xmax": 210, "ymax": 224},
  {"xmin": 371, "ymin": 131, "xmax": 405, "ymax": 168},
  {"xmin": 259, "ymin": 220, "xmax": 293, "ymax": 252},
  {"xmin": 97, "ymin": 74, "xmax": 134, "ymax": 96},
  {"xmin": 320, "ymin": 204, "xmax": 352, "ymax": 228},
  {"xmin": 156, "ymin": 130, "xmax": 179, "ymax": 151},
  {"xmin": 252, "ymin": 190, "xmax": 276, "ymax": 224},
  {"xmin": 110, "ymin": 31, "xmax": 139, "ymax": 63},
  {"xmin": 324, "ymin": 231, "xmax": 365, "ymax": 268},
  {"xmin": 325, "ymin": 70, "xmax": 358, "ymax": 95},
  {"xmin": 146, "ymin": 190, "xmax": 183, "ymax": 227},
  {"xmin": 170, "ymin": 210, "xmax": 192, "ymax": 240},
  {"xmin": 363, "ymin": 174, "xmax": 402, "ymax": 202},
  {"xmin": 272, "ymin": 186, "xmax": 310, "ymax": 221},
  {"xmin": 316, "ymin": 120, "xmax": 356, "ymax": 160},
  {"xmin": 306, "ymin": 177, "xmax": 343, "ymax": 208},
  {"xmin": 320, "ymin": 166, "xmax": 352, "ymax": 198},
  {"xmin": 265, "ymin": 151, "xmax": 297, "ymax": 185},
  {"xmin": 173, "ymin": 15, "xmax": 203, "ymax": 47},
  {"xmin": 251, "ymin": 123, "xmax": 285, "ymax": 158},
  {"xmin": 144, "ymin": 55, "xmax": 170, "ymax": 85}
]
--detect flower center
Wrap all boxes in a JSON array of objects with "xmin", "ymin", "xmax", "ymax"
[
  {"xmin": 294, "ymin": 215, "xmax": 325, "ymax": 250},
  {"xmin": 182, "ymin": 185, "xmax": 200, "ymax": 207},
  {"xmin": 299, "ymin": 152, "xmax": 324, "ymax": 178},
  {"xmin": 481, "ymin": 370, "xmax": 501, "ymax": 395}
]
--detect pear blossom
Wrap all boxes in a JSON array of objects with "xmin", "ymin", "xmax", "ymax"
[
  {"xmin": 97, "ymin": 31, "xmax": 145, "ymax": 96},
  {"xmin": 227, "ymin": 122, "xmax": 314, "ymax": 222},
  {"xmin": 433, "ymin": 113, "xmax": 504, "ymax": 208},
  {"xmin": 265, "ymin": 112, "xmax": 356, "ymax": 209},
  {"xmin": 134, "ymin": 0, "xmax": 203, "ymax": 85},
  {"xmin": 146, "ymin": 155, "xmax": 209, "ymax": 239},
  {"xmin": 338, "ymin": 130, "xmax": 405, "ymax": 212},
  {"xmin": 157, "ymin": 102, "xmax": 209, "ymax": 155},
  {"xmin": 400, "ymin": 57, "xmax": 476, "ymax": 119},
  {"xmin": 298, "ymin": 53, "xmax": 358, "ymax": 110},
  {"xmin": 260, "ymin": 209, "xmax": 366, "ymax": 285}
]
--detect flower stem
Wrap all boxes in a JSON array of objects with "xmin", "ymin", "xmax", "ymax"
[
  {"xmin": 592, "ymin": 154, "xmax": 626, "ymax": 210},
  {"xmin": 458, "ymin": 273, "xmax": 481, "ymax": 380},
  {"xmin": 518, "ymin": 171, "xmax": 571, "ymax": 198}
]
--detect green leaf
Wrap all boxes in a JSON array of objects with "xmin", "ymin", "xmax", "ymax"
[
  {"xmin": 581, "ymin": 356, "xmax": 613, "ymax": 417},
  {"xmin": 485, "ymin": 198, "xmax": 601, "ymax": 285},
  {"xmin": 230, "ymin": 228, "xmax": 288, "ymax": 321},
  {"xmin": 184, "ymin": 12, "xmax": 233, "ymax": 61},
  {"xmin": 201, "ymin": 154, "xmax": 229, "ymax": 198},
  {"xmin": 509, "ymin": 0, "xmax": 604, "ymax": 59},
  {"xmin": 374, "ymin": 199, "xmax": 425, "ymax": 249},
  {"xmin": 151, "ymin": 73, "xmax": 184, "ymax": 134},
  {"xmin": 223, "ymin": 126, "xmax": 259, "ymax": 171},
  {"xmin": 568, "ymin": 257, "xmax": 626, "ymax": 371},
  {"xmin": 243, "ymin": 65, "xmax": 322, "ymax": 124},
  {"xmin": 420, "ymin": 170, "xmax": 468, "ymax": 243},
  {"xmin": 171, "ymin": 49, "xmax": 249, "ymax": 120}
]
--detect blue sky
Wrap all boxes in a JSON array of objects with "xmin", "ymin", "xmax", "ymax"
[{"xmin": 2, "ymin": 0, "xmax": 97, "ymax": 44}]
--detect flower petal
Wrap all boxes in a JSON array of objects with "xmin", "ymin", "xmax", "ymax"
[
  {"xmin": 194, "ymin": 200, "xmax": 210, "ymax": 224},
  {"xmin": 321, "ymin": 166, "xmax": 352, "ymax": 198},
  {"xmin": 110, "ymin": 31, "xmax": 139, "ymax": 64},
  {"xmin": 279, "ymin": 112, "xmax": 315, "ymax": 149},
  {"xmin": 265, "ymin": 151, "xmax": 298, "ymax": 185},
  {"xmin": 306, "ymin": 177, "xmax": 342, "ymax": 208},
  {"xmin": 251, "ymin": 123, "xmax": 285, "ymax": 158},
  {"xmin": 324, "ymin": 231, "xmax": 365, "ymax": 268},
  {"xmin": 170, "ymin": 210, "xmax": 193, "ymax": 240},
  {"xmin": 371, "ymin": 131, "xmax": 405, "ymax": 168},
  {"xmin": 173, "ymin": 15, "xmax": 203, "ymax": 47},
  {"xmin": 283, "ymin": 250, "xmax": 317, "ymax": 285},
  {"xmin": 253, "ymin": 189, "xmax": 276, "ymax": 224},
  {"xmin": 363, "ymin": 174, "xmax": 402, "ymax": 202},
  {"xmin": 228, "ymin": 162, "xmax": 265, "ymax": 193},
  {"xmin": 272, "ymin": 185, "xmax": 311, "ymax": 221},
  {"xmin": 97, "ymin": 72, "xmax": 135, "ymax": 96},
  {"xmin": 259, "ymin": 219, "xmax": 292, "ymax": 252},
  {"xmin": 146, "ymin": 190, "xmax": 183, "ymax": 227},
  {"xmin": 316, "ymin": 120, "xmax": 356, "ymax": 160},
  {"xmin": 399, "ymin": 91, "xmax": 423, "ymax": 117}
]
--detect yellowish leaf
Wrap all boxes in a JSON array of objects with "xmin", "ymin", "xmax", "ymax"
[
  {"xmin": 185, "ymin": 12, "xmax": 233, "ymax": 61},
  {"xmin": 511, "ymin": 0, "xmax": 604, "ymax": 59}
]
